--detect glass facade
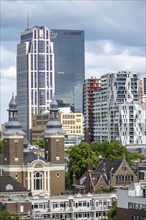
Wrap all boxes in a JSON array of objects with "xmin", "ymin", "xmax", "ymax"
[
  {"xmin": 50, "ymin": 29, "xmax": 85, "ymax": 112},
  {"xmin": 17, "ymin": 26, "xmax": 54, "ymax": 140}
]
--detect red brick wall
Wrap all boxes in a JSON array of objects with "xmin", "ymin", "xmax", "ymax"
[{"xmin": 117, "ymin": 207, "xmax": 146, "ymax": 220}]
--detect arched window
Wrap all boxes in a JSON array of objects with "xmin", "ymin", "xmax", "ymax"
[{"xmin": 34, "ymin": 172, "xmax": 43, "ymax": 190}]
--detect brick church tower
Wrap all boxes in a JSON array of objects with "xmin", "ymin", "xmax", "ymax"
[
  {"xmin": 44, "ymin": 97, "xmax": 65, "ymax": 195},
  {"xmin": 3, "ymin": 94, "xmax": 25, "ymax": 183}
]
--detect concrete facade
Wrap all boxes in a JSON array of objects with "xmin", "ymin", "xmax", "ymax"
[{"xmin": 117, "ymin": 183, "xmax": 146, "ymax": 220}]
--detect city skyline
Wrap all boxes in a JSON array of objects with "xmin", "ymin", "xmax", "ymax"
[{"xmin": 1, "ymin": 0, "xmax": 146, "ymax": 124}]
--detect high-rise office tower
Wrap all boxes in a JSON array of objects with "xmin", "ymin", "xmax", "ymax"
[
  {"xmin": 50, "ymin": 29, "xmax": 85, "ymax": 112},
  {"xmin": 83, "ymin": 77, "xmax": 101, "ymax": 143},
  {"xmin": 17, "ymin": 26, "xmax": 54, "ymax": 140}
]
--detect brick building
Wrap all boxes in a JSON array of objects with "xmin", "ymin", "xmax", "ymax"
[
  {"xmin": 73, "ymin": 156, "xmax": 138, "ymax": 193},
  {"xmin": 117, "ymin": 182, "xmax": 146, "ymax": 220},
  {"xmin": 0, "ymin": 94, "xmax": 65, "ymax": 196}
]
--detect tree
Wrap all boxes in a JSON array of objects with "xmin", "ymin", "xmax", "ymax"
[
  {"xmin": 0, "ymin": 210, "xmax": 11, "ymax": 220},
  {"xmin": 0, "ymin": 138, "xmax": 3, "ymax": 154},
  {"xmin": 35, "ymin": 139, "xmax": 45, "ymax": 148},
  {"xmin": 66, "ymin": 140, "xmax": 141, "ymax": 189},
  {"xmin": 65, "ymin": 171, "xmax": 72, "ymax": 190},
  {"xmin": 127, "ymin": 151, "xmax": 142, "ymax": 166},
  {"xmin": 107, "ymin": 200, "xmax": 117, "ymax": 220},
  {"xmin": 90, "ymin": 140, "xmax": 128, "ymax": 161},
  {"xmin": 66, "ymin": 142, "xmax": 99, "ymax": 184},
  {"xmin": 0, "ymin": 210, "xmax": 22, "ymax": 220}
]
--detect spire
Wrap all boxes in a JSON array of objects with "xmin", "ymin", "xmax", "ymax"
[
  {"xmin": 27, "ymin": 12, "xmax": 30, "ymax": 29},
  {"xmin": 122, "ymin": 153, "xmax": 126, "ymax": 162},
  {"xmin": 50, "ymin": 95, "xmax": 58, "ymax": 116},
  {"xmin": 44, "ymin": 96, "xmax": 64, "ymax": 136},
  {"xmin": 7, "ymin": 93, "xmax": 17, "ymax": 120},
  {"xmin": 3, "ymin": 94, "xmax": 25, "ymax": 137}
]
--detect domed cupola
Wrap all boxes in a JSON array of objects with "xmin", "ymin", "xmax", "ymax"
[
  {"xmin": 44, "ymin": 96, "xmax": 64, "ymax": 136},
  {"xmin": 3, "ymin": 94, "xmax": 25, "ymax": 137},
  {"xmin": 50, "ymin": 97, "xmax": 58, "ymax": 111},
  {"xmin": 9, "ymin": 93, "xmax": 17, "ymax": 110}
]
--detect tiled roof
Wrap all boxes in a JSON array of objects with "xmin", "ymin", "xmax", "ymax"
[
  {"xmin": 23, "ymin": 151, "xmax": 48, "ymax": 164},
  {"xmin": 0, "ymin": 176, "xmax": 28, "ymax": 192},
  {"xmin": 75, "ymin": 171, "xmax": 101, "ymax": 188},
  {"xmin": 94, "ymin": 159, "xmax": 121, "ymax": 179}
]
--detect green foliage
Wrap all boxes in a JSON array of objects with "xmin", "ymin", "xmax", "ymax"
[
  {"xmin": 107, "ymin": 200, "xmax": 117, "ymax": 220},
  {"xmin": 66, "ymin": 140, "xmax": 141, "ymax": 189},
  {"xmin": 35, "ymin": 139, "xmax": 45, "ymax": 148},
  {"xmin": 127, "ymin": 152, "xmax": 142, "ymax": 166},
  {"xmin": 0, "ymin": 210, "xmax": 22, "ymax": 220},
  {"xmin": 90, "ymin": 140, "xmax": 128, "ymax": 161},
  {"xmin": 65, "ymin": 172, "xmax": 72, "ymax": 190},
  {"xmin": 0, "ymin": 210, "xmax": 11, "ymax": 220},
  {"xmin": 0, "ymin": 138, "xmax": 4, "ymax": 154},
  {"xmin": 96, "ymin": 186, "xmax": 116, "ymax": 194},
  {"xmin": 66, "ymin": 142, "xmax": 99, "ymax": 182}
]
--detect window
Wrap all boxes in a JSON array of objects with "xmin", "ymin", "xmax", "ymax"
[
  {"xmin": 34, "ymin": 172, "xmax": 43, "ymax": 190},
  {"xmin": 38, "ymin": 41, "xmax": 45, "ymax": 53}
]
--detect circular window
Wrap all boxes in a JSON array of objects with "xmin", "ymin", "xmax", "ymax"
[
  {"xmin": 56, "ymin": 173, "xmax": 60, "ymax": 177},
  {"xmin": 14, "ymin": 140, "xmax": 18, "ymax": 143}
]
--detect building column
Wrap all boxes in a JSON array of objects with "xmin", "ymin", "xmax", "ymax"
[
  {"xmin": 31, "ymin": 171, "xmax": 33, "ymax": 192},
  {"xmin": 48, "ymin": 171, "xmax": 50, "ymax": 195},
  {"xmin": 27, "ymin": 171, "xmax": 30, "ymax": 190},
  {"xmin": 44, "ymin": 171, "xmax": 46, "ymax": 192}
]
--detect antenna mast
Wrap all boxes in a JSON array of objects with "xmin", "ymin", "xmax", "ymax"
[{"xmin": 27, "ymin": 12, "xmax": 29, "ymax": 29}]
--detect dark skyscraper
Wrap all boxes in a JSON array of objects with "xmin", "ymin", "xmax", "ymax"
[
  {"xmin": 144, "ymin": 77, "xmax": 146, "ymax": 94},
  {"xmin": 17, "ymin": 27, "xmax": 85, "ymax": 141},
  {"xmin": 50, "ymin": 29, "xmax": 85, "ymax": 112}
]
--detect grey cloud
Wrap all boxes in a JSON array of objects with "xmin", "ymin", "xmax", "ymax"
[
  {"xmin": 86, "ymin": 40, "xmax": 145, "ymax": 57},
  {"xmin": 1, "ymin": 0, "xmax": 145, "ymax": 47},
  {"xmin": 0, "ymin": 0, "xmax": 145, "ymax": 123}
]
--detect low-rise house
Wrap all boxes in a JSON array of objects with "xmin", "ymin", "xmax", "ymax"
[
  {"xmin": 137, "ymin": 162, "xmax": 146, "ymax": 185},
  {"xmin": 0, "ymin": 176, "xmax": 31, "ymax": 216},
  {"xmin": 0, "ymin": 189, "xmax": 117, "ymax": 219},
  {"xmin": 95, "ymin": 156, "xmax": 138, "ymax": 188},
  {"xmin": 117, "ymin": 182, "xmax": 146, "ymax": 220},
  {"xmin": 73, "ymin": 170, "xmax": 108, "ymax": 194},
  {"xmin": 30, "ymin": 192, "xmax": 116, "ymax": 219},
  {"xmin": 73, "ymin": 156, "xmax": 138, "ymax": 193}
]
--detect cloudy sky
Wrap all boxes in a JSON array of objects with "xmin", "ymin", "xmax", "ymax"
[{"xmin": 0, "ymin": 0, "xmax": 146, "ymax": 124}]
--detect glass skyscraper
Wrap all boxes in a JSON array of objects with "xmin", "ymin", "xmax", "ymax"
[
  {"xmin": 17, "ymin": 26, "xmax": 54, "ymax": 140},
  {"xmin": 50, "ymin": 29, "xmax": 85, "ymax": 112}
]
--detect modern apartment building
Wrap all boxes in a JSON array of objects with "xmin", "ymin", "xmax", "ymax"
[
  {"xmin": 119, "ymin": 102, "xmax": 146, "ymax": 146},
  {"xmin": 31, "ymin": 111, "xmax": 83, "ymax": 144},
  {"xmin": 50, "ymin": 29, "xmax": 85, "ymax": 113},
  {"xmin": 83, "ymin": 77, "xmax": 101, "ymax": 143},
  {"xmin": 139, "ymin": 79, "xmax": 143, "ymax": 104},
  {"xmin": 59, "ymin": 112, "xmax": 83, "ymax": 137},
  {"xmin": 92, "ymin": 71, "xmax": 144, "ymax": 145},
  {"xmin": 17, "ymin": 26, "xmax": 54, "ymax": 140}
]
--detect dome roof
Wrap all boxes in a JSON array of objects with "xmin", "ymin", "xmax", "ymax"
[
  {"xmin": 3, "ymin": 94, "xmax": 25, "ymax": 137},
  {"xmin": 50, "ymin": 96, "xmax": 58, "ymax": 110},
  {"xmin": 44, "ymin": 120, "xmax": 64, "ymax": 136},
  {"xmin": 8, "ymin": 93, "xmax": 17, "ymax": 110},
  {"xmin": 3, "ymin": 120, "xmax": 25, "ymax": 136},
  {"xmin": 44, "ymin": 96, "xmax": 64, "ymax": 136}
]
